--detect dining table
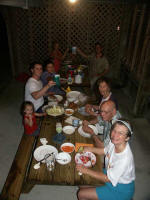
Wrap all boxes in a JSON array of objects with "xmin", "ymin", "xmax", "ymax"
[{"xmin": 23, "ymin": 104, "xmax": 103, "ymax": 193}]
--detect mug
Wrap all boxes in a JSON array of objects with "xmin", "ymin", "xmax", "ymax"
[
  {"xmin": 54, "ymin": 74, "xmax": 60, "ymax": 87},
  {"xmin": 72, "ymin": 46, "xmax": 76, "ymax": 55}
]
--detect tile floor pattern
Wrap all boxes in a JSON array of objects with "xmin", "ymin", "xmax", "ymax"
[{"xmin": 0, "ymin": 80, "xmax": 150, "ymax": 200}]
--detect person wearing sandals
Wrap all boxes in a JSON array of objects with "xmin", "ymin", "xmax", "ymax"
[{"xmin": 76, "ymin": 119, "xmax": 135, "ymax": 200}]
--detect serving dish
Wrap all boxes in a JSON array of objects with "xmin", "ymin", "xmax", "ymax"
[
  {"xmin": 56, "ymin": 152, "xmax": 71, "ymax": 165},
  {"xmin": 63, "ymin": 125, "xmax": 75, "ymax": 135},
  {"xmin": 78, "ymin": 125, "xmax": 98, "ymax": 138},
  {"xmin": 65, "ymin": 108, "xmax": 74, "ymax": 116},
  {"xmin": 46, "ymin": 105, "xmax": 64, "ymax": 117},
  {"xmin": 60, "ymin": 142, "xmax": 75, "ymax": 153},
  {"xmin": 75, "ymin": 152, "xmax": 96, "ymax": 167}
]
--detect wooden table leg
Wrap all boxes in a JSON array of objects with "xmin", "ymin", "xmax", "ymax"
[{"xmin": 21, "ymin": 182, "xmax": 35, "ymax": 193}]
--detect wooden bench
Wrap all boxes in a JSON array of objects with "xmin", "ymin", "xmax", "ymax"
[{"xmin": 0, "ymin": 134, "xmax": 37, "ymax": 200}]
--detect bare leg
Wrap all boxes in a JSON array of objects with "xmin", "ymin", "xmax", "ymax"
[{"xmin": 77, "ymin": 187, "xmax": 99, "ymax": 200}]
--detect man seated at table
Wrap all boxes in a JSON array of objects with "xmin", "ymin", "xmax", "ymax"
[
  {"xmin": 82, "ymin": 100, "xmax": 121, "ymax": 148},
  {"xmin": 25, "ymin": 62, "xmax": 56, "ymax": 112}
]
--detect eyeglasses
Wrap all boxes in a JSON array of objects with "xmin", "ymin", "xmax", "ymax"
[{"xmin": 99, "ymin": 109, "xmax": 112, "ymax": 114}]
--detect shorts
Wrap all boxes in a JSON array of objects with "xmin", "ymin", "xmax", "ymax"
[{"xmin": 96, "ymin": 169, "xmax": 135, "ymax": 200}]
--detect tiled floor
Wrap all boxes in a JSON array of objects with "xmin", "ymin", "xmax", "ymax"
[{"xmin": 0, "ymin": 80, "xmax": 150, "ymax": 200}]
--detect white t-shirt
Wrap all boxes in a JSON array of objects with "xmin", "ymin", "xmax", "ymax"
[
  {"xmin": 25, "ymin": 77, "xmax": 44, "ymax": 111},
  {"xmin": 104, "ymin": 141, "xmax": 135, "ymax": 186}
]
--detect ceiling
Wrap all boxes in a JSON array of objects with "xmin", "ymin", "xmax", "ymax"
[{"xmin": 0, "ymin": 0, "xmax": 148, "ymax": 9}]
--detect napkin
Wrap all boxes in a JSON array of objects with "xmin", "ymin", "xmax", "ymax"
[
  {"xmin": 65, "ymin": 116, "xmax": 82, "ymax": 125},
  {"xmin": 75, "ymin": 143, "xmax": 93, "ymax": 152},
  {"xmin": 40, "ymin": 138, "xmax": 48, "ymax": 145}
]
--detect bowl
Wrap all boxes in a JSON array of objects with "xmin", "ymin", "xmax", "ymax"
[
  {"xmin": 63, "ymin": 125, "xmax": 75, "ymax": 135},
  {"xmin": 75, "ymin": 152, "xmax": 96, "ymax": 167},
  {"xmin": 46, "ymin": 105, "xmax": 64, "ymax": 117},
  {"xmin": 56, "ymin": 152, "xmax": 71, "ymax": 165},
  {"xmin": 60, "ymin": 142, "xmax": 75, "ymax": 153},
  {"xmin": 65, "ymin": 108, "xmax": 74, "ymax": 116}
]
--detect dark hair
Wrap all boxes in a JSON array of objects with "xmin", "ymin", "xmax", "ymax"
[
  {"xmin": 95, "ymin": 42, "xmax": 102, "ymax": 47},
  {"xmin": 111, "ymin": 118, "xmax": 133, "ymax": 138},
  {"xmin": 21, "ymin": 101, "xmax": 35, "ymax": 115},
  {"xmin": 52, "ymin": 41, "xmax": 59, "ymax": 50},
  {"xmin": 29, "ymin": 62, "xmax": 43, "ymax": 72},
  {"xmin": 98, "ymin": 77, "xmax": 111, "ymax": 89},
  {"xmin": 43, "ymin": 59, "xmax": 54, "ymax": 70}
]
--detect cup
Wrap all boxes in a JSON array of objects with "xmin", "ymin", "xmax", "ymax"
[
  {"xmin": 72, "ymin": 46, "xmax": 76, "ymax": 55},
  {"xmin": 72, "ymin": 119, "xmax": 79, "ymax": 127},
  {"xmin": 54, "ymin": 74, "xmax": 60, "ymax": 87},
  {"xmin": 45, "ymin": 154, "xmax": 55, "ymax": 171}
]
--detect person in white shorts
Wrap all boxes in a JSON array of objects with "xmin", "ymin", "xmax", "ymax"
[{"xmin": 76, "ymin": 119, "xmax": 135, "ymax": 200}]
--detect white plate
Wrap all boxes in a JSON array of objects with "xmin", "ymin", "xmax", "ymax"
[
  {"xmin": 63, "ymin": 125, "xmax": 75, "ymax": 135},
  {"xmin": 60, "ymin": 142, "xmax": 75, "ymax": 153},
  {"xmin": 48, "ymin": 95, "xmax": 63, "ymax": 102},
  {"xmin": 67, "ymin": 91, "xmax": 81, "ymax": 101},
  {"xmin": 48, "ymin": 102, "xmax": 58, "ymax": 107},
  {"xmin": 78, "ymin": 125, "xmax": 98, "ymax": 138},
  {"xmin": 34, "ymin": 145, "xmax": 58, "ymax": 163},
  {"xmin": 56, "ymin": 152, "xmax": 71, "ymax": 165},
  {"xmin": 65, "ymin": 108, "xmax": 74, "ymax": 116},
  {"xmin": 75, "ymin": 152, "xmax": 96, "ymax": 167}
]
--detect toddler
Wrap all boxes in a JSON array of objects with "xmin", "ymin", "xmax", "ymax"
[{"xmin": 22, "ymin": 101, "xmax": 46, "ymax": 136}]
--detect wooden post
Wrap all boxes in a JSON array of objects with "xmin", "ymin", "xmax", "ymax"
[
  {"xmin": 133, "ymin": 36, "xmax": 150, "ymax": 115},
  {"xmin": 116, "ymin": 4, "xmax": 132, "ymax": 79},
  {"xmin": 131, "ymin": 4, "xmax": 146, "ymax": 72},
  {"xmin": 126, "ymin": 4, "xmax": 138, "ymax": 67}
]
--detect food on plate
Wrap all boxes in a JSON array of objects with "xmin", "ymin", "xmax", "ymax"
[
  {"xmin": 75, "ymin": 152, "xmax": 96, "ymax": 167},
  {"xmin": 79, "ymin": 155, "xmax": 90, "ymax": 164},
  {"xmin": 61, "ymin": 145, "xmax": 74, "ymax": 153},
  {"xmin": 68, "ymin": 102, "xmax": 78, "ymax": 110},
  {"xmin": 65, "ymin": 109, "xmax": 74, "ymax": 116},
  {"xmin": 46, "ymin": 105, "xmax": 64, "ymax": 115}
]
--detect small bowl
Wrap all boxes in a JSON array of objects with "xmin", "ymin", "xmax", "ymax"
[
  {"xmin": 63, "ymin": 125, "xmax": 75, "ymax": 135},
  {"xmin": 65, "ymin": 108, "xmax": 74, "ymax": 116},
  {"xmin": 56, "ymin": 152, "xmax": 71, "ymax": 165},
  {"xmin": 60, "ymin": 142, "xmax": 75, "ymax": 153}
]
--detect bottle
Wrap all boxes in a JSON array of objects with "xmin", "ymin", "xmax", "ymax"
[{"xmin": 67, "ymin": 74, "xmax": 73, "ymax": 85}]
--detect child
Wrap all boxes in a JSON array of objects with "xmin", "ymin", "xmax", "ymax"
[
  {"xmin": 41, "ymin": 60, "xmax": 65, "ymax": 96},
  {"xmin": 22, "ymin": 101, "xmax": 46, "ymax": 136}
]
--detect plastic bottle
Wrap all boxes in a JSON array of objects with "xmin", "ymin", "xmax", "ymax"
[{"xmin": 67, "ymin": 74, "xmax": 73, "ymax": 85}]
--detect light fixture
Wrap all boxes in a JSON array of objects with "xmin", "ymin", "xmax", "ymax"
[{"xmin": 69, "ymin": 0, "xmax": 78, "ymax": 3}]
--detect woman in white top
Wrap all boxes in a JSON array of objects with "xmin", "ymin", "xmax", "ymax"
[
  {"xmin": 85, "ymin": 77, "xmax": 118, "ymax": 116},
  {"xmin": 76, "ymin": 119, "xmax": 135, "ymax": 200}
]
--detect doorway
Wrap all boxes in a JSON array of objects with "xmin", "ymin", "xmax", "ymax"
[{"xmin": 0, "ymin": 12, "xmax": 12, "ymax": 88}]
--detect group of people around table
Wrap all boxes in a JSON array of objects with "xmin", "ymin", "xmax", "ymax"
[
  {"xmin": 21, "ymin": 42, "xmax": 135, "ymax": 200},
  {"xmin": 76, "ymin": 78, "xmax": 135, "ymax": 200}
]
